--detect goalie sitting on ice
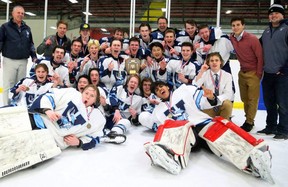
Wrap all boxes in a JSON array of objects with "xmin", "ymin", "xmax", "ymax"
[{"xmin": 143, "ymin": 81, "xmax": 274, "ymax": 183}]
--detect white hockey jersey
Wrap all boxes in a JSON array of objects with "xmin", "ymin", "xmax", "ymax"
[
  {"xmin": 40, "ymin": 60, "xmax": 70, "ymax": 87},
  {"xmin": 109, "ymin": 85, "xmax": 142, "ymax": 119},
  {"xmin": 167, "ymin": 57, "xmax": 201, "ymax": 90},
  {"xmin": 99, "ymin": 54, "xmax": 129, "ymax": 90},
  {"xmin": 151, "ymin": 84, "xmax": 217, "ymax": 127},
  {"xmin": 29, "ymin": 88, "xmax": 106, "ymax": 150},
  {"xmin": 10, "ymin": 76, "xmax": 54, "ymax": 108}
]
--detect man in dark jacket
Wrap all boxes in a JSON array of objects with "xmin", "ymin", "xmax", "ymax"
[
  {"xmin": 258, "ymin": 4, "xmax": 288, "ymax": 141},
  {"xmin": 0, "ymin": 5, "xmax": 37, "ymax": 106}
]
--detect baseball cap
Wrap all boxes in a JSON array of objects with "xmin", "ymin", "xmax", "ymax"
[{"xmin": 80, "ymin": 23, "xmax": 90, "ymax": 31}]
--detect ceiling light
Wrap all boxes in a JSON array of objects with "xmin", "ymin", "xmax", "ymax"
[
  {"xmin": 82, "ymin": 12, "xmax": 92, "ymax": 16},
  {"xmin": 225, "ymin": 10, "xmax": 232, "ymax": 14},
  {"xmin": 69, "ymin": 0, "xmax": 78, "ymax": 3},
  {"xmin": 1, "ymin": 0, "xmax": 12, "ymax": 3},
  {"xmin": 50, "ymin": 26, "xmax": 57, "ymax": 30},
  {"xmin": 25, "ymin": 12, "xmax": 36, "ymax": 16},
  {"xmin": 161, "ymin": 8, "xmax": 166, "ymax": 12},
  {"xmin": 101, "ymin": 28, "xmax": 107, "ymax": 32}
]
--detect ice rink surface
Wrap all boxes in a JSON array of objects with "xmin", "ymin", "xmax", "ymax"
[{"xmin": 1, "ymin": 109, "xmax": 287, "ymax": 187}]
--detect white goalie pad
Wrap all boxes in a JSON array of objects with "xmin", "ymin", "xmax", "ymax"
[
  {"xmin": 0, "ymin": 106, "xmax": 32, "ymax": 137},
  {"xmin": 0, "ymin": 129, "xmax": 61, "ymax": 178},
  {"xmin": 198, "ymin": 116, "xmax": 274, "ymax": 184},
  {"xmin": 144, "ymin": 120, "xmax": 195, "ymax": 174}
]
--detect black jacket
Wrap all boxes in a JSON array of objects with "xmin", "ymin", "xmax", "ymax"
[{"xmin": 0, "ymin": 18, "xmax": 36, "ymax": 59}]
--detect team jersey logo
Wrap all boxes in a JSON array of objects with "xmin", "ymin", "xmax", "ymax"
[
  {"xmin": 164, "ymin": 100, "xmax": 188, "ymax": 120},
  {"xmin": 57, "ymin": 101, "xmax": 86, "ymax": 129}
]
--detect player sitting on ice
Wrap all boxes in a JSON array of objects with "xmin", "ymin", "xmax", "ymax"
[
  {"xmin": 143, "ymin": 81, "xmax": 274, "ymax": 183},
  {"xmin": 28, "ymin": 85, "xmax": 126, "ymax": 150}
]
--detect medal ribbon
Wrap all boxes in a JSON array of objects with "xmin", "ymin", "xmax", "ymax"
[{"xmin": 164, "ymin": 91, "xmax": 173, "ymax": 115}]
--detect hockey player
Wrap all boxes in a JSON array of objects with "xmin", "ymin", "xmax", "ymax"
[
  {"xmin": 167, "ymin": 42, "xmax": 201, "ymax": 90},
  {"xmin": 28, "ymin": 85, "xmax": 126, "ymax": 150},
  {"xmin": 108, "ymin": 74, "xmax": 143, "ymax": 131},
  {"xmin": 76, "ymin": 74, "xmax": 91, "ymax": 93},
  {"xmin": 141, "ymin": 42, "xmax": 169, "ymax": 82},
  {"xmin": 138, "ymin": 78, "xmax": 160, "ymax": 131},
  {"xmin": 78, "ymin": 39, "xmax": 101, "ymax": 77},
  {"xmin": 9, "ymin": 64, "xmax": 56, "ymax": 108},
  {"xmin": 138, "ymin": 22, "xmax": 163, "ymax": 50},
  {"xmin": 99, "ymin": 28, "xmax": 129, "ymax": 54},
  {"xmin": 99, "ymin": 39, "xmax": 129, "ymax": 91},
  {"xmin": 195, "ymin": 24, "xmax": 234, "ymax": 74},
  {"xmin": 176, "ymin": 19, "xmax": 200, "ymax": 44},
  {"xmin": 143, "ymin": 81, "xmax": 274, "ymax": 183},
  {"xmin": 162, "ymin": 29, "xmax": 182, "ymax": 58},
  {"xmin": 40, "ymin": 45, "xmax": 70, "ymax": 88}
]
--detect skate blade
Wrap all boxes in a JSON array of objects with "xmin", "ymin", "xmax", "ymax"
[
  {"xmin": 101, "ymin": 134, "xmax": 126, "ymax": 144},
  {"xmin": 148, "ymin": 145, "xmax": 181, "ymax": 175},
  {"xmin": 250, "ymin": 150, "xmax": 275, "ymax": 184}
]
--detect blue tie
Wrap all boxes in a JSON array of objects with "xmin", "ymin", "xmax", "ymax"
[{"xmin": 214, "ymin": 74, "xmax": 219, "ymax": 96}]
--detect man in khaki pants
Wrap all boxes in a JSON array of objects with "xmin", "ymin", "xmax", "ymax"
[{"xmin": 230, "ymin": 17, "xmax": 263, "ymax": 132}]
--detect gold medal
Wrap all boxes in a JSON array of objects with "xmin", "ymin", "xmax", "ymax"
[
  {"xmin": 167, "ymin": 113, "xmax": 172, "ymax": 118},
  {"xmin": 25, "ymin": 86, "xmax": 30, "ymax": 91},
  {"xmin": 87, "ymin": 123, "xmax": 91, "ymax": 129}
]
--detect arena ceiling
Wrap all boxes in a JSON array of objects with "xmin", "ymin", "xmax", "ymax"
[{"xmin": 0, "ymin": 0, "xmax": 286, "ymax": 28}]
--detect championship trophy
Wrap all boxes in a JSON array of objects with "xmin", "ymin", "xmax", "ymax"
[{"xmin": 125, "ymin": 57, "xmax": 141, "ymax": 75}]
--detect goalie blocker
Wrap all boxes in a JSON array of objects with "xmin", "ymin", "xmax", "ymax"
[{"xmin": 144, "ymin": 117, "xmax": 274, "ymax": 184}]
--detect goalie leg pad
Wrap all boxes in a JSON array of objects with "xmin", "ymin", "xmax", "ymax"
[
  {"xmin": 198, "ymin": 117, "xmax": 273, "ymax": 183},
  {"xmin": 144, "ymin": 143, "xmax": 181, "ymax": 175},
  {"xmin": 0, "ymin": 129, "xmax": 61, "ymax": 178},
  {"xmin": 150, "ymin": 120, "xmax": 195, "ymax": 170},
  {"xmin": 0, "ymin": 106, "xmax": 32, "ymax": 137}
]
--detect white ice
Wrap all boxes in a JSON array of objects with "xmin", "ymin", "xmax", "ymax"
[{"xmin": 1, "ymin": 109, "xmax": 287, "ymax": 187}]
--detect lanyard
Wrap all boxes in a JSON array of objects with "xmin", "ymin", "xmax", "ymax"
[
  {"xmin": 164, "ymin": 91, "xmax": 173, "ymax": 115},
  {"xmin": 129, "ymin": 92, "xmax": 134, "ymax": 106},
  {"xmin": 180, "ymin": 59, "xmax": 189, "ymax": 70},
  {"xmin": 86, "ymin": 106, "xmax": 94, "ymax": 121},
  {"xmin": 209, "ymin": 70, "xmax": 222, "ymax": 90}
]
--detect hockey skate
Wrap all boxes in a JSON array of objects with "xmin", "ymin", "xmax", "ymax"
[
  {"xmin": 101, "ymin": 131, "xmax": 126, "ymax": 144},
  {"xmin": 247, "ymin": 147, "xmax": 274, "ymax": 184},
  {"xmin": 145, "ymin": 143, "xmax": 181, "ymax": 175}
]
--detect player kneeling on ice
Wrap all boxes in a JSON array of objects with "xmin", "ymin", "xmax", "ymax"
[
  {"xmin": 29, "ymin": 85, "xmax": 126, "ymax": 150},
  {"xmin": 143, "ymin": 81, "xmax": 274, "ymax": 183}
]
